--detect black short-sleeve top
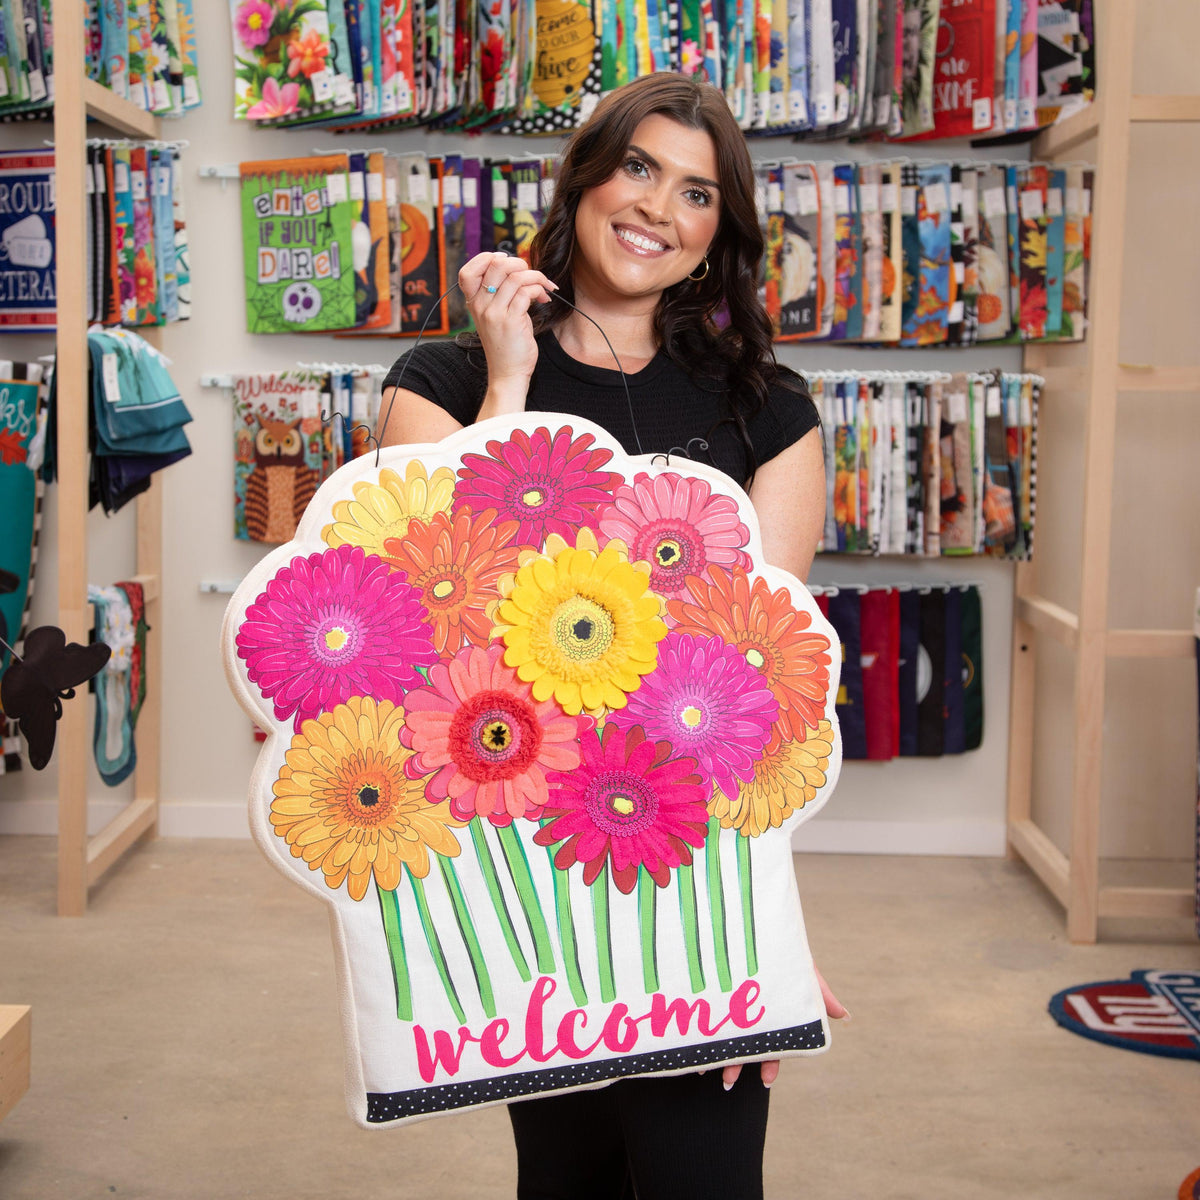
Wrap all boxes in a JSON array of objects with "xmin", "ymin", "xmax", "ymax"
[{"xmin": 381, "ymin": 331, "xmax": 818, "ymax": 490}]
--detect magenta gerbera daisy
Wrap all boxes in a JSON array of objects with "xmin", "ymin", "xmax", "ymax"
[
  {"xmin": 597, "ymin": 472, "xmax": 752, "ymax": 598},
  {"xmin": 235, "ymin": 544, "xmax": 438, "ymax": 731},
  {"xmin": 611, "ymin": 633, "xmax": 778, "ymax": 801},
  {"xmin": 454, "ymin": 425, "xmax": 622, "ymax": 546},
  {"xmin": 401, "ymin": 644, "xmax": 590, "ymax": 826},
  {"xmin": 534, "ymin": 725, "xmax": 709, "ymax": 893}
]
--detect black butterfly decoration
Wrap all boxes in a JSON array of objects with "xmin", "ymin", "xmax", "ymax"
[{"xmin": 0, "ymin": 625, "xmax": 111, "ymax": 771}]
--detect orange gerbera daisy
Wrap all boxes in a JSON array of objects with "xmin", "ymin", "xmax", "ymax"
[
  {"xmin": 382, "ymin": 508, "xmax": 522, "ymax": 656},
  {"xmin": 666, "ymin": 567, "xmax": 831, "ymax": 740}
]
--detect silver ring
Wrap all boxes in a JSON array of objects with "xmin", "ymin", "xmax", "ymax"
[{"xmin": 485, "ymin": 285, "xmax": 497, "ymax": 294}]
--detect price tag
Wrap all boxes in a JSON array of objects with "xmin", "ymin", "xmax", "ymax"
[
  {"xmin": 442, "ymin": 173, "xmax": 462, "ymax": 208},
  {"xmin": 28, "ymin": 70, "xmax": 46, "ymax": 103},
  {"xmin": 901, "ymin": 186, "xmax": 917, "ymax": 216},
  {"xmin": 1065, "ymin": 187, "xmax": 1081, "ymax": 214},
  {"xmin": 114, "ymin": 161, "xmax": 130, "ymax": 193},
  {"xmin": 1082, "ymin": 188, "xmax": 1092, "ymax": 215},
  {"xmin": 767, "ymin": 181, "xmax": 782, "ymax": 212},
  {"xmin": 154, "ymin": 166, "xmax": 171, "ymax": 197},
  {"xmin": 367, "ymin": 172, "xmax": 384, "ymax": 202},
  {"xmin": 86, "ymin": 166, "xmax": 95, "ymax": 194},
  {"xmin": 1047, "ymin": 188, "xmax": 1063, "ymax": 217},
  {"xmin": 797, "ymin": 182, "xmax": 819, "ymax": 215},
  {"xmin": 881, "ymin": 180, "xmax": 899, "ymax": 212},
  {"xmin": 408, "ymin": 171, "xmax": 429, "ymax": 204},
  {"xmin": 782, "ymin": 182, "xmax": 799, "ymax": 217},
  {"xmin": 859, "ymin": 182, "xmax": 879, "ymax": 213},
  {"xmin": 111, "ymin": 69, "xmax": 127, "ymax": 98},
  {"xmin": 334, "ymin": 75, "xmax": 356, "ymax": 107},
  {"xmin": 101, "ymin": 353, "xmax": 122, "ymax": 405},
  {"xmin": 153, "ymin": 79, "xmax": 170, "ymax": 111},
  {"xmin": 982, "ymin": 186, "xmax": 1005, "ymax": 218},
  {"xmin": 789, "ymin": 92, "xmax": 807, "ymax": 124},
  {"xmin": 325, "ymin": 172, "xmax": 348, "ymax": 204},
  {"xmin": 961, "ymin": 185, "xmax": 977, "ymax": 223},
  {"xmin": 540, "ymin": 178, "xmax": 556, "ymax": 209},
  {"xmin": 972, "ymin": 97, "xmax": 992, "ymax": 130},
  {"xmin": 492, "ymin": 178, "xmax": 509, "ymax": 210},
  {"xmin": 769, "ymin": 94, "xmax": 785, "ymax": 124},
  {"xmin": 516, "ymin": 181, "xmax": 537, "ymax": 212},
  {"xmin": 385, "ymin": 175, "xmax": 398, "ymax": 207},
  {"xmin": 947, "ymin": 391, "xmax": 968, "ymax": 424},
  {"xmin": 1020, "ymin": 389, "xmax": 1033, "ymax": 425},
  {"xmin": 1004, "ymin": 98, "xmax": 1017, "ymax": 130},
  {"xmin": 986, "ymin": 386, "xmax": 1002, "ymax": 418},
  {"xmin": 815, "ymin": 96, "xmax": 832, "ymax": 123},
  {"xmin": 1018, "ymin": 96, "xmax": 1036, "ymax": 128},
  {"xmin": 94, "ymin": 162, "xmax": 107, "ymax": 193},
  {"xmin": 463, "ymin": 176, "xmax": 478, "ymax": 208},
  {"xmin": 349, "ymin": 172, "xmax": 365, "ymax": 202},
  {"xmin": 183, "ymin": 75, "xmax": 200, "ymax": 107},
  {"xmin": 834, "ymin": 183, "xmax": 851, "ymax": 214},
  {"xmin": 1019, "ymin": 188, "xmax": 1044, "ymax": 221},
  {"xmin": 925, "ymin": 182, "xmax": 948, "ymax": 213},
  {"xmin": 834, "ymin": 88, "xmax": 849, "ymax": 121},
  {"xmin": 310, "ymin": 69, "xmax": 334, "ymax": 104}
]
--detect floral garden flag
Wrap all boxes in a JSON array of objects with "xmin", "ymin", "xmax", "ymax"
[{"xmin": 222, "ymin": 414, "xmax": 842, "ymax": 1127}]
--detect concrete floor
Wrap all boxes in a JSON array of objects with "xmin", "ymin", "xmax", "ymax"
[{"xmin": 1, "ymin": 835, "xmax": 1197, "ymax": 1200}]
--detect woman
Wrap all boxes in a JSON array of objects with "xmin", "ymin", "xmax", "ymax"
[{"xmin": 378, "ymin": 72, "xmax": 845, "ymax": 1200}]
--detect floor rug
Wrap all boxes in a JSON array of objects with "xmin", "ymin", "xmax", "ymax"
[{"xmin": 1049, "ymin": 970, "xmax": 1200, "ymax": 1061}]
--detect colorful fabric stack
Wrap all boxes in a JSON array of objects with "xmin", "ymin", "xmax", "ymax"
[
  {"xmin": 816, "ymin": 582, "xmax": 982, "ymax": 759},
  {"xmin": 1, "ymin": 0, "xmax": 202, "ymax": 120},
  {"xmin": 811, "ymin": 369, "xmax": 1040, "ymax": 560},
  {"xmin": 225, "ymin": 365, "xmax": 386, "ymax": 543},
  {"xmin": 0, "ymin": 143, "xmax": 192, "ymax": 332},
  {"xmin": 224, "ymin": 0, "xmax": 1094, "ymax": 136},
  {"xmin": 758, "ymin": 158, "xmax": 1092, "ymax": 346}
]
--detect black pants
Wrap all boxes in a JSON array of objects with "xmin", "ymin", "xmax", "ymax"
[{"xmin": 507, "ymin": 1065, "xmax": 770, "ymax": 1200}]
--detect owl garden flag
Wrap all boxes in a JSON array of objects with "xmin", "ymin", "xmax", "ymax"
[{"xmin": 222, "ymin": 415, "xmax": 842, "ymax": 1127}]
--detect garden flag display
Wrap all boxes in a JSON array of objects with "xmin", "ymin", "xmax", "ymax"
[{"xmin": 223, "ymin": 414, "xmax": 843, "ymax": 1127}]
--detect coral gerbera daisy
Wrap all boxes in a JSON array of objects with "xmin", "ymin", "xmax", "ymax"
[
  {"xmin": 323, "ymin": 459, "xmax": 456, "ymax": 559},
  {"xmin": 492, "ymin": 528, "xmax": 668, "ymax": 714},
  {"xmin": 534, "ymin": 724, "xmax": 709, "ymax": 893},
  {"xmin": 613, "ymin": 633, "xmax": 778, "ymax": 801},
  {"xmin": 270, "ymin": 697, "xmax": 465, "ymax": 901},
  {"xmin": 667, "ymin": 567, "xmax": 832, "ymax": 740},
  {"xmin": 402, "ymin": 644, "xmax": 590, "ymax": 825},
  {"xmin": 596, "ymin": 472, "xmax": 752, "ymax": 599},
  {"xmin": 710, "ymin": 721, "xmax": 834, "ymax": 837},
  {"xmin": 454, "ymin": 426, "xmax": 622, "ymax": 547},
  {"xmin": 235, "ymin": 544, "xmax": 438, "ymax": 731},
  {"xmin": 382, "ymin": 509, "xmax": 521, "ymax": 656}
]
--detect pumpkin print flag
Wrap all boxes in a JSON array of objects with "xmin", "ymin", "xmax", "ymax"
[{"xmin": 222, "ymin": 414, "xmax": 842, "ymax": 1128}]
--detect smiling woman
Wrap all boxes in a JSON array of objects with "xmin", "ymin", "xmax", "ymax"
[{"xmin": 376, "ymin": 72, "xmax": 842, "ymax": 1200}]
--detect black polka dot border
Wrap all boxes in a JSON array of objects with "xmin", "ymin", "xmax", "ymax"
[{"xmin": 365, "ymin": 1021, "xmax": 826, "ymax": 1123}]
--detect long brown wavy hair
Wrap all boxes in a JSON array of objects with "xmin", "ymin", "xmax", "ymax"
[{"xmin": 524, "ymin": 72, "xmax": 808, "ymax": 481}]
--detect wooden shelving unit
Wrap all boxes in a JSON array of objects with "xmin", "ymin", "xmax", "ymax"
[
  {"xmin": 52, "ymin": 0, "xmax": 162, "ymax": 916},
  {"xmin": 1007, "ymin": 0, "xmax": 1197, "ymax": 942}
]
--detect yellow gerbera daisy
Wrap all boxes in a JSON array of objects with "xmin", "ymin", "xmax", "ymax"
[
  {"xmin": 270, "ymin": 696, "xmax": 464, "ymax": 901},
  {"xmin": 491, "ymin": 528, "xmax": 668, "ymax": 714},
  {"xmin": 322, "ymin": 460, "xmax": 456, "ymax": 556},
  {"xmin": 710, "ymin": 720, "xmax": 834, "ymax": 838}
]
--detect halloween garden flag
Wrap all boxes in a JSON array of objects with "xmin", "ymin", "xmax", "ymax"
[
  {"xmin": 396, "ymin": 153, "xmax": 447, "ymax": 336},
  {"xmin": 776, "ymin": 162, "xmax": 820, "ymax": 341},
  {"xmin": 239, "ymin": 156, "xmax": 356, "ymax": 334},
  {"xmin": 224, "ymin": 414, "xmax": 842, "ymax": 1127}
]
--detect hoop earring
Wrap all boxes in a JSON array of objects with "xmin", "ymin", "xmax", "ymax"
[{"xmin": 687, "ymin": 256, "xmax": 709, "ymax": 282}]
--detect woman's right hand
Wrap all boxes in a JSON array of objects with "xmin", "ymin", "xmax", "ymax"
[{"xmin": 460, "ymin": 251, "xmax": 558, "ymax": 416}]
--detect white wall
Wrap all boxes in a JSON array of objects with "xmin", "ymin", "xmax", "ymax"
[{"xmin": 0, "ymin": 8, "xmax": 1028, "ymax": 855}]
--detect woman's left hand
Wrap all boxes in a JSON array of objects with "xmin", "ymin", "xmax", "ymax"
[{"xmin": 719, "ymin": 965, "xmax": 848, "ymax": 1091}]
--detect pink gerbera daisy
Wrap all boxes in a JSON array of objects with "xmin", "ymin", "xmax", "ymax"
[
  {"xmin": 612, "ymin": 633, "xmax": 778, "ymax": 801},
  {"xmin": 236, "ymin": 544, "xmax": 438, "ymax": 731},
  {"xmin": 597, "ymin": 471, "xmax": 752, "ymax": 598},
  {"xmin": 454, "ymin": 426, "xmax": 622, "ymax": 547},
  {"xmin": 402, "ymin": 644, "xmax": 590, "ymax": 826},
  {"xmin": 535, "ymin": 725, "xmax": 709, "ymax": 893},
  {"xmin": 235, "ymin": 0, "xmax": 273, "ymax": 49}
]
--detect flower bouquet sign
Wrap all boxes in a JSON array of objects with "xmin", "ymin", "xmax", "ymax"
[{"xmin": 222, "ymin": 415, "xmax": 842, "ymax": 1128}]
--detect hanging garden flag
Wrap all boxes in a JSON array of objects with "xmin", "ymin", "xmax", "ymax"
[
  {"xmin": 0, "ymin": 149, "xmax": 56, "ymax": 331},
  {"xmin": 222, "ymin": 413, "xmax": 842, "ymax": 1127},
  {"xmin": 239, "ymin": 156, "xmax": 357, "ymax": 333}
]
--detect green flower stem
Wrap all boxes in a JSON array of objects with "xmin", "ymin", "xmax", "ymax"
[
  {"xmin": 705, "ymin": 818, "xmax": 733, "ymax": 993},
  {"xmin": 377, "ymin": 885, "xmax": 413, "ymax": 1021},
  {"xmin": 469, "ymin": 820, "xmax": 532, "ymax": 982},
  {"xmin": 545, "ymin": 845, "xmax": 587, "ymax": 1008},
  {"xmin": 591, "ymin": 866, "xmax": 616, "ymax": 1004},
  {"xmin": 409, "ymin": 871, "xmax": 466, "ymax": 1026},
  {"xmin": 676, "ymin": 862, "xmax": 706, "ymax": 994},
  {"xmin": 437, "ymin": 856, "xmax": 496, "ymax": 1019},
  {"xmin": 736, "ymin": 834, "xmax": 758, "ymax": 977},
  {"xmin": 638, "ymin": 868, "xmax": 659, "ymax": 994},
  {"xmin": 496, "ymin": 824, "xmax": 556, "ymax": 974}
]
